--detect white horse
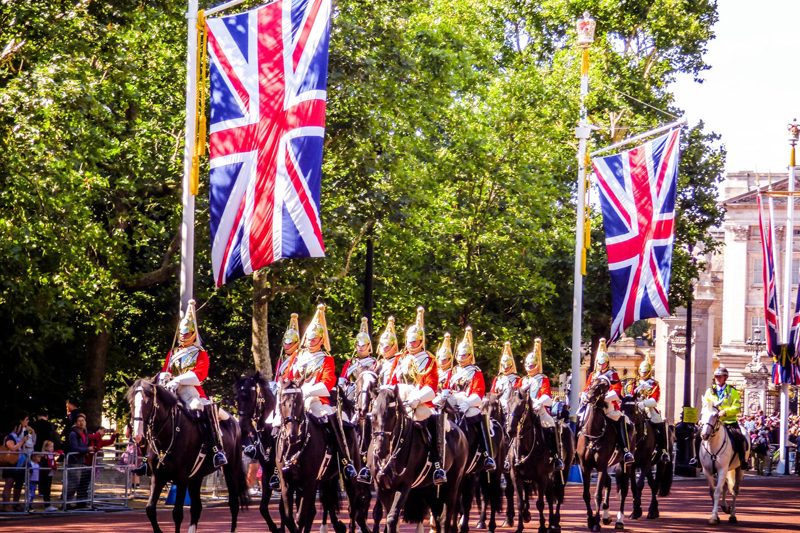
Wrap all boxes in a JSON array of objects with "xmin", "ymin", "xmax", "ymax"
[{"xmin": 698, "ymin": 401, "xmax": 750, "ymax": 525}]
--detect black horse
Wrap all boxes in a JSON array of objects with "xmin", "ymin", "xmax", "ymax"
[
  {"xmin": 613, "ymin": 379, "xmax": 673, "ymax": 523},
  {"xmin": 369, "ymin": 385, "xmax": 468, "ymax": 533},
  {"xmin": 234, "ymin": 372, "xmax": 280, "ymax": 533},
  {"xmin": 577, "ymin": 378, "xmax": 633, "ymax": 532},
  {"xmin": 128, "ymin": 379, "xmax": 248, "ymax": 533},
  {"xmin": 458, "ymin": 392, "xmax": 506, "ymax": 533},
  {"xmin": 505, "ymin": 387, "xmax": 572, "ymax": 533}
]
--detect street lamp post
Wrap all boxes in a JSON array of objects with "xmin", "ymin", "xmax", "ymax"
[{"xmin": 745, "ymin": 327, "xmax": 766, "ymax": 369}]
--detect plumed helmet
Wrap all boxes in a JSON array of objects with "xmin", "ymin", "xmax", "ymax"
[
  {"xmin": 638, "ymin": 351, "xmax": 653, "ymax": 379},
  {"xmin": 283, "ymin": 313, "xmax": 300, "ymax": 345},
  {"xmin": 594, "ymin": 338, "xmax": 610, "ymax": 371},
  {"xmin": 405, "ymin": 307, "xmax": 426, "ymax": 350},
  {"xmin": 303, "ymin": 303, "xmax": 331, "ymax": 352},
  {"xmin": 456, "ymin": 326, "xmax": 475, "ymax": 365},
  {"xmin": 355, "ymin": 317, "xmax": 372, "ymax": 354},
  {"xmin": 179, "ymin": 299, "xmax": 200, "ymax": 346},
  {"xmin": 714, "ymin": 366, "xmax": 729, "ymax": 377},
  {"xmin": 500, "ymin": 341, "xmax": 517, "ymax": 375},
  {"xmin": 436, "ymin": 333, "xmax": 453, "ymax": 369},
  {"xmin": 524, "ymin": 338, "xmax": 543, "ymax": 374},
  {"xmin": 379, "ymin": 316, "xmax": 398, "ymax": 353}
]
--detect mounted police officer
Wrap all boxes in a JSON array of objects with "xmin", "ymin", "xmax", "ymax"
[
  {"xmin": 389, "ymin": 307, "xmax": 447, "ymax": 485},
  {"xmin": 436, "ymin": 333, "xmax": 453, "ymax": 393},
  {"xmin": 520, "ymin": 338, "xmax": 563, "ymax": 471},
  {"xmin": 160, "ymin": 300, "xmax": 229, "ymax": 468},
  {"xmin": 582, "ymin": 338, "xmax": 634, "ymax": 465},
  {"xmin": 374, "ymin": 316, "xmax": 399, "ymax": 385},
  {"xmin": 491, "ymin": 341, "xmax": 521, "ymax": 411},
  {"xmin": 284, "ymin": 304, "xmax": 357, "ymax": 480},
  {"xmin": 446, "ymin": 326, "xmax": 496, "ymax": 472},
  {"xmin": 691, "ymin": 366, "xmax": 749, "ymax": 470},
  {"xmin": 635, "ymin": 353, "xmax": 671, "ymax": 463}
]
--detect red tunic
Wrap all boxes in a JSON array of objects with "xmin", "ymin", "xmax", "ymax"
[
  {"xmin": 490, "ymin": 374, "xmax": 521, "ymax": 393},
  {"xmin": 448, "ymin": 365, "xmax": 485, "ymax": 398},
  {"xmin": 162, "ymin": 349, "xmax": 209, "ymax": 399},
  {"xmin": 584, "ymin": 369, "xmax": 621, "ymax": 409},
  {"xmin": 285, "ymin": 354, "xmax": 336, "ymax": 405},
  {"xmin": 389, "ymin": 352, "xmax": 439, "ymax": 408}
]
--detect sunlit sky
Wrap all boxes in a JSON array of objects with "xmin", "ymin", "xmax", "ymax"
[{"xmin": 671, "ymin": 0, "xmax": 800, "ymax": 175}]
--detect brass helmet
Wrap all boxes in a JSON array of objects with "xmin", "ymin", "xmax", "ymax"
[
  {"xmin": 302, "ymin": 303, "xmax": 331, "ymax": 352},
  {"xmin": 499, "ymin": 341, "xmax": 517, "ymax": 375},
  {"xmin": 379, "ymin": 316, "xmax": 398, "ymax": 355},
  {"xmin": 355, "ymin": 317, "xmax": 372, "ymax": 355},
  {"xmin": 594, "ymin": 338, "xmax": 610, "ymax": 372},
  {"xmin": 456, "ymin": 326, "xmax": 475, "ymax": 366},
  {"xmin": 179, "ymin": 299, "xmax": 199, "ymax": 346},
  {"xmin": 405, "ymin": 306, "xmax": 426, "ymax": 351},
  {"xmin": 638, "ymin": 351, "xmax": 653, "ymax": 379},
  {"xmin": 436, "ymin": 333, "xmax": 453, "ymax": 370},
  {"xmin": 524, "ymin": 338, "xmax": 543, "ymax": 375},
  {"xmin": 283, "ymin": 313, "xmax": 300, "ymax": 346}
]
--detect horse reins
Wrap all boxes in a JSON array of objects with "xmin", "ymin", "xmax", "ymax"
[
  {"xmin": 277, "ymin": 388, "xmax": 311, "ymax": 469},
  {"xmin": 140, "ymin": 385, "xmax": 179, "ymax": 471},
  {"xmin": 372, "ymin": 395, "xmax": 408, "ymax": 477},
  {"xmin": 239, "ymin": 380, "xmax": 270, "ymax": 461}
]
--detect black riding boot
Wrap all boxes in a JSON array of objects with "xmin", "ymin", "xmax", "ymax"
[
  {"xmin": 204, "ymin": 404, "xmax": 228, "ymax": 468},
  {"xmin": 131, "ymin": 457, "xmax": 152, "ymax": 477},
  {"xmin": 729, "ymin": 425, "xmax": 750, "ymax": 471},
  {"xmin": 477, "ymin": 416, "xmax": 497, "ymax": 472},
  {"xmin": 426, "ymin": 414, "xmax": 447, "ymax": 485},
  {"xmin": 325, "ymin": 415, "xmax": 357, "ymax": 479},
  {"xmin": 545, "ymin": 427, "xmax": 564, "ymax": 471},
  {"xmin": 616, "ymin": 417, "xmax": 635, "ymax": 464},
  {"xmin": 653, "ymin": 421, "xmax": 670, "ymax": 463}
]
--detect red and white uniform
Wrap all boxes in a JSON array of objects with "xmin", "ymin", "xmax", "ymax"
[
  {"xmin": 388, "ymin": 349, "xmax": 438, "ymax": 421},
  {"xmin": 446, "ymin": 364, "xmax": 485, "ymax": 417},
  {"xmin": 285, "ymin": 349, "xmax": 337, "ymax": 417},
  {"xmin": 491, "ymin": 373, "xmax": 521, "ymax": 395},
  {"xmin": 438, "ymin": 367, "xmax": 452, "ymax": 392},
  {"xmin": 522, "ymin": 373, "xmax": 556, "ymax": 427},
  {"xmin": 636, "ymin": 377, "xmax": 663, "ymax": 423},
  {"xmin": 584, "ymin": 368, "xmax": 624, "ymax": 420},
  {"xmin": 373, "ymin": 356, "xmax": 397, "ymax": 386},
  {"xmin": 162, "ymin": 345, "xmax": 209, "ymax": 405},
  {"xmin": 339, "ymin": 356, "xmax": 376, "ymax": 387}
]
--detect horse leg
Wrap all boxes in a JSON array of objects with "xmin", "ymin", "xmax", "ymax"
[
  {"xmin": 488, "ymin": 473, "xmax": 500, "ymax": 533},
  {"xmin": 146, "ymin": 475, "xmax": 168, "ymax": 533},
  {"xmin": 223, "ymin": 458, "xmax": 243, "ymax": 533},
  {"xmin": 536, "ymin": 480, "xmax": 547, "ymax": 533},
  {"xmin": 601, "ymin": 473, "xmax": 611, "ymax": 525},
  {"xmin": 503, "ymin": 473, "xmax": 515, "ymax": 528},
  {"xmin": 645, "ymin": 469, "xmax": 659, "ymax": 519},
  {"xmin": 187, "ymin": 478, "xmax": 203, "ymax": 533},
  {"xmin": 581, "ymin": 467, "xmax": 595, "ymax": 531},
  {"xmin": 512, "ymin": 471, "xmax": 526, "ymax": 533},
  {"xmin": 386, "ymin": 488, "xmax": 410, "ymax": 533},
  {"xmin": 595, "ymin": 471, "xmax": 607, "ymax": 531},
  {"xmin": 260, "ymin": 476, "xmax": 280, "ymax": 533},
  {"xmin": 172, "ymin": 483, "xmax": 188, "ymax": 533},
  {"xmin": 615, "ymin": 470, "xmax": 626, "ymax": 530},
  {"xmin": 281, "ymin": 479, "xmax": 298, "ymax": 533},
  {"xmin": 708, "ymin": 467, "xmax": 726, "ymax": 525},
  {"xmin": 373, "ymin": 493, "xmax": 385, "ymax": 533},
  {"xmin": 728, "ymin": 470, "xmax": 741, "ymax": 524},
  {"xmin": 544, "ymin": 485, "xmax": 554, "ymax": 533},
  {"xmin": 459, "ymin": 475, "xmax": 475, "ymax": 533},
  {"xmin": 476, "ymin": 475, "xmax": 487, "ymax": 530}
]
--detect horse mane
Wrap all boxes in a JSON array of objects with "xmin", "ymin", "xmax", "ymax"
[
  {"xmin": 372, "ymin": 385, "xmax": 400, "ymax": 415},
  {"xmin": 125, "ymin": 378, "xmax": 180, "ymax": 411}
]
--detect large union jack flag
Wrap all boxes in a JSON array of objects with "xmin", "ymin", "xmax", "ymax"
[
  {"xmin": 207, "ymin": 0, "xmax": 331, "ymax": 286},
  {"xmin": 593, "ymin": 129, "xmax": 681, "ymax": 342}
]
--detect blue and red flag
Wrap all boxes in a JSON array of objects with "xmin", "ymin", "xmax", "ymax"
[
  {"xmin": 592, "ymin": 129, "xmax": 681, "ymax": 342},
  {"xmin": 207, "ymin": 0, "xmax": 331, "ymax": 286}
]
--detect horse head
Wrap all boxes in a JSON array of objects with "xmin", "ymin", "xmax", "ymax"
[
  {"xmin": 482, "ymin": 392, "xmax": 504, "ymax": 425},
  {"xmin": 355, "ymin": 370, "xmax": 380, "ymax": 421},
  {"xmin": 700, "ymin": 401, "xmax": 721, "ymax": 441},
  {"xmin": 505, "ymin": 387, "xmax": 530, "ymax": 439},
  {"xmin": 371, "ymin": 384, "xmax": 402, "ymax": 464},
  {"xmin": 234, "ymin": 371, "xmax": 275, "ymax": 431},
  {"xmin": 279, "ymin": 379, "xmax": 307, "ymax": 445},
  {"xmin": 127, "ymin": 377, "xmax": 177, "ymax": 445},
  {"xmin": 586, "ymin": 375, "xmax": 611, "ymax": 406}
]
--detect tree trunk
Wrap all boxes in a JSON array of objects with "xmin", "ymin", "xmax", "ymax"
[
  {"xmin": 82, "ymin": 310, "xmax": 114, "ymax": 430},
  {"xmin": 252, "ymin": 269, "xmax": 272, "ymax": 378}
]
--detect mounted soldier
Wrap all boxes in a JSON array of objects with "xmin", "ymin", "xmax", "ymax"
[
  {"xmin": 283, "ymin": 304, "xmax": 357, "ymax": 479},
  {"xmin": 582, "ymin": 338, "xmax": 634, "ymax": 465},
  {"xmin": 340, "ymin": 317, "xmax": 376, "ymax": 391},
  {"xmin": 388, "ymin": 307, "xmax": 447, "ymax": 484},
  {"xmin": 635, "ymin": 352, "xmax": 671, "ymax": 463},
  {"xmin": 520, "ymin": 338, "xmax": 563, "ymax": 471},
  {"xmin": 490, "ymin": 341, "xmax": 521, "ymax": 411},
  {"xmin": 446, "ymin": 326, "xmax": 496, "ymax": 472},
  {"xmin": 373, "ymin": 316, "xmax": 399, "ymax": 385},
  {"xmin": 436, "ymin": 332, "xmax": 453, "ymax": 393}
]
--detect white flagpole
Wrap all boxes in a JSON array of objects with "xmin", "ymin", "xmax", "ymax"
[{"xmin": 179, "ymin": 0, "xmax": 199, "ymax": 316}]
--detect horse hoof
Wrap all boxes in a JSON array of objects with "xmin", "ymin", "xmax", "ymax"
[
  {"xmin": 522, "ymin": 511, "xmax": 531, "ymax": 523},
  {"xmin": 602, "ymin": 518, "xmax": 612, "ymax": 525},
  {"xmin": 721, "ymin": 505, "xmax": 731, "ymax": 515},
  {"xmin": 476, "ymin": 521, "xmax": 487, "ymax": 530},
  {"xmin": 708, "ymin": 518, "xmax": 719, "ymax": 526},
  {"xmin": 615, "ymin": 522, "xmax": 624, "ymax": 530},
  {"xmin": 538, "ymin": 527, "xmax": 548, "ymax": 533},
  {"xmin": 646, "ymin": 511, "xmax": 659, "ymax": 520},
  {"xmin": 729, "ymin": 516, "xmax": 738, "ymax": 524},
  {"xmin": 501, "ymin": 521, "xmax": 511, "ymax": 528},
  {"xmin": 629, "ymin": 509, "xmax": 641, "ymax": 520},
  {"xmin": 591, "ymin": 525, "xmax": 602, "ymax": 532}
]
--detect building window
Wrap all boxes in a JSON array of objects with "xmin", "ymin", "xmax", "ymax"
[
  {"xmin": 752, "ymin": 227, "xmax": 761, "ymax": 239},
  {"xmin": 751, "ymin": 316, "xmax": 765, "ymax": 342},
  {"xmin": 753, "ymin": 257, "xmax": 763, "ymax": 286},
  {"xmin": 794, "ymin": 259, "xmax": 800, "ymax": 286}
]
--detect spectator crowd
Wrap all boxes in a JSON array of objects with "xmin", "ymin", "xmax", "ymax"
[{"xmin": 737, "ymin": 410, "xmax": 800, "ymax": 475}]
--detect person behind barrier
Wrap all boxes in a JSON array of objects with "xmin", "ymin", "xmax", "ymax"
[
  {"xmin": 2, "ymin": 412, "xmax": 31, "ymax": 512},
  {"xmin": 65, "ymin": 413, "xmax": 95, "ymax": 509}
]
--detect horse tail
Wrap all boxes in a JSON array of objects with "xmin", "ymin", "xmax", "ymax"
[
  {"xmin": 657, "ymin": 460, "xmax": 673, "ymax": 497},
  {"xmin": 226, "ymin": 421, "xmax": 250, "ymax": 510},
  {"xmin": 402, "ymin": 489, "xmax": 430, "ymax": 524}
]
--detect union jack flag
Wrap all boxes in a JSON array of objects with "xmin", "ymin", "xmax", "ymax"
[
  {"xmin": 593, "ymin": 129, "xmax": 681, "ymax": 342},
  {"xmin": 207, "ymin": 0, "xmax": 331, "ymax": 286}
]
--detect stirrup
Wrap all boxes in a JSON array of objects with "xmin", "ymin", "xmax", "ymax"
[
  {"xmin": 740, "ymin": 457, "xmax": 751, "ymax": 471},
  {"xmin": 357, "ymin": 466, "xmax": 372, "ymax": 484},
  {"xmin": 484, "ymin": 456, "xmax": 497, "ymax": 472},
  {"xmin": 623, "ymin": 451, "xmax": 634, "ymax": 465},
  {"xmin": 503, "ymin": 460, "xmax": 511, "ymax": 473},
  {"xmin": 131, "ymin": 462, "xmax": 151, "ymax": 476},
  {"xmin": 268, "ymin": 474, "xmax": 281, "ymax": 491},
  {"xmin": 243, "ymin": 444, "xmax": 257, "ymax": 459},
  {"xmin": 214, "ymin": 450, "xmax": 228, "ymax": 468},
  {"xmin": 433, "ymin": 467, "xmax": 447, "ymax": 485},
  {"xmin": 342, "ymin": 463, "xmax": 357, "ymax": 479},
  {"xmin": 660, "ymin": 450, "xmax": 670, "ymax": 463},
  {"xmin": 552, "ymin": 456, "xmax": 564, "ymax": 471},
  {"xmin": 688, "ymin": 457, "xmax": 699, "ymax": 467}
]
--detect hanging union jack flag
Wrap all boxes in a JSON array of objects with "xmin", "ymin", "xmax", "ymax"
[
  {"xmin": 207, "ymin": 0, "xmax": 331, "ymax": 286},
  {"xmin": 593, "ymin": 129, "xmax": 681, "ymax": 342},
  {"xmin": 757, "ymin": 194, "xmax": 782, "ymax": 362}
]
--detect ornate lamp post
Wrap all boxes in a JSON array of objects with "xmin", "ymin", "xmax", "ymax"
[{"xmin": 745, "ymin": 327, "xmax": 766, "ymax": 370}]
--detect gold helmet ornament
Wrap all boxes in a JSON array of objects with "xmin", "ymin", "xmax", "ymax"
[
  {"xmin": 302, "ymin": 303, "xmax": 331, "ymax": 352},
  {"xmin": 437, "ymin": 332, "xmax": 453, "ymax": 370},
  {"xmin": 456, "ymin": 326, "xmax": 475, "ymax": 366},
  {"xmin": 638, "ymin": 351, "xmax": 653, "ymax": 379},
  {"xmin": 179, "ymin": 299, "xmax": 200, "ymax": 346},
  {"xmin": 283, "ymin": 313, "xmax": 300, "ymax": 346},
  {"xmin": 594, "ymin": 338, "xmax": 610, "ymax": 372},
  {"xmin": 500, "ymin": 341, "xmax": 517, "ymax": 375},
  {"xmin": 524, "ymin": 338, "xmax": 543, "ymax": 375},
  {"xmin": 405, "ymin": 306, "xmax": 426, "ymax": 352},
  {"xmin": 355, "ymin": 317, "xmax": 372, "ymax": 355},
  {"xmin": 379, "ymin": 316, "xmax": 398, "ymax": 355}
]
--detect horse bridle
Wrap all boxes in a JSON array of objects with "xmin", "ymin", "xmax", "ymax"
[
  {"xmin": 277, "ymin": 387, "xmax": 310, "ymax": 468},
  {"xmin": 238, "ymin": 379, "xmax": 269, "ymax": 460},
  {"xmin": 371, "ymin": 392, "xmax": 408, "ymax": 476},
  {"xmin": 507, "ymin": 389, "xmax": 544, "ymax": 467},
  {"xmin": 580, "ymin": 388, "xmax": 609, "ymax": 441},
  {"xmin": 136, "ymin": 385, "xmax": 179, "ymax": 470}
]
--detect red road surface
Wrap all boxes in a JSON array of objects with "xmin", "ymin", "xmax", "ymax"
[{"xmin": 2, "ymin": 474, "xmax": 799, "ymax": 532}]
